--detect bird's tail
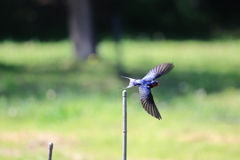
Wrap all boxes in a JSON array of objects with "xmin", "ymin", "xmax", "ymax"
[{"xmin": 120, "ymin": 76, "xmax": 136, "ymax": 89}]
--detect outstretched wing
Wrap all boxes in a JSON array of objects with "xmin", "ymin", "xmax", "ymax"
[
  {"xmin": 142, "ymin": 63, "xmax": 174, "ymax": 81},
  {"xmin": 139, "ymin": 85, "xmax": 161, "ymax": 119}
]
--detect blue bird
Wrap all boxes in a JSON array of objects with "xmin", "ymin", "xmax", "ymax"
[{"xmin": 121, "ymin": 63, "xmax": 174, "ymax": 120}]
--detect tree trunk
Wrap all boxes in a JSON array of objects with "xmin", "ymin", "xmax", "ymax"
[{"xmin": 68, "ymin": 0, "xmax": 95, "ymax": 59}]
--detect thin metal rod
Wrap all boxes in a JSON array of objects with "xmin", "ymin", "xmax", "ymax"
[
  {"xmin": 48, "ymin": 142, "xmax": 54, "ymax": 160},
  {"xmin": 122, "ymin": 90, "xmax": 127, "ymax": 160}
]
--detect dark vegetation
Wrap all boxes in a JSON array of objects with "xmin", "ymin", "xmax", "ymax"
[{"xmin": 1, "ymin": 0, "xmax": 240, "ymax": 41}]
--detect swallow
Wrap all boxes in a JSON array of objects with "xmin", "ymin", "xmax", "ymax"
[{"xmin": 121, "ymin": 63, "xmax": 174, "ymax": 120}]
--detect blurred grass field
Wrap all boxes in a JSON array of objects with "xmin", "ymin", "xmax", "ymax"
[{"xmin": 0, "ymin": 40, "xmax": 240, "ymax": 160}]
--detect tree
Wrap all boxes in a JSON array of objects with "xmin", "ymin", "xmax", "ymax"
[{"xmin": 68, "ymin": 0, "xmax": 96, "ymax": 59}]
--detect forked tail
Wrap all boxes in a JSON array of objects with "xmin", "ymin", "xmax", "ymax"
[{"xmin": 120, "ymin": 76, "xmax": 136, "ymax": 89}]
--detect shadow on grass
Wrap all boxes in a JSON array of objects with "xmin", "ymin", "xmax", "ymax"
[
  {"xmin": 0, "ymin": 61, "xmax": 118, "ymax": 99},
  {"xmin": 0, "ymin": 62, "xmax": 239, "ymax": 100},
  {"xmin": 0, "ymin": 63, "xmax": 23, "ymax": 71}
]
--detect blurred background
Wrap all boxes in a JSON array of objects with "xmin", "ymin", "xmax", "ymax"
[{"xmin": 0, "ymin": 0, "xmax": 240, "ymax": 160}]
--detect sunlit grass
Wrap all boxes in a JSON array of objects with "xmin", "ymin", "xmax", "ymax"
[
  {"xmin": 0, "ymin": 40, "xmax": 240, "ymax": 160},
  {"xmin": 99, "ymin": 40, "xmax": 240, "ymax": 74},
  {"xmin": 0, "ymin": 40, "xmax": 72, "ymax": 66}
]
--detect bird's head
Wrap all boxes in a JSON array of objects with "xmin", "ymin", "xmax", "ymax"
[{"xmin": 151, "ymin": 81, "xmax": 159, "ymax": 88}]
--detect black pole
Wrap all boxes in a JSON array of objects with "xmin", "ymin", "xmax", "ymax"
[
  {"xmin": 48, "ymin": 142, "xmax": 53, "ymax": 160},
  {"xmin": 122, "ymin": 90, "xmax": 127, "ymax": 160}
]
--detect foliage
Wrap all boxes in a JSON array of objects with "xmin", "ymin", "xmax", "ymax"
[{"xmin": 1, "ymin": 0, "xmax": 240, "ymax": 40}]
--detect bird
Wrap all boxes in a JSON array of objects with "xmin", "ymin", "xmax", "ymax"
[{"xmin": 121, "ymin": 63, "xmax": 174, "ymax": 120}]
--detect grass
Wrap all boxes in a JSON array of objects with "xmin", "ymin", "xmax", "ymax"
[{"xmin": 0, "ymin": 39, "xmax": 240, "ymax": 160}]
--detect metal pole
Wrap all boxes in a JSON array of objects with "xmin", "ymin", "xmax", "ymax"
[
  {"xmin": 122, "ymin": 90, "xmax": 127, "ymax": 160},
  {"xmin": 48, "ymin": 142, "xmax": 53, "ymax": 160}
]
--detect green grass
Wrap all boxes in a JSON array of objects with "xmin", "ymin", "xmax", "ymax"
[{"xmin": 0, "ymin": 40, "xmax": 240, "ymax": 160}]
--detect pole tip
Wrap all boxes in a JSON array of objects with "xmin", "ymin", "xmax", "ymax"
[
  {"xmin": 49, "ymin": 142, "xmax": 53, "ymax": 149},
  {"xmin": 122, "ymin": 90, "xmax": 127, "ymax": 96}
]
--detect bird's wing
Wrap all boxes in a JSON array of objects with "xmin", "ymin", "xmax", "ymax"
[
  {"xmin": 142, "ymin": 63, "xmax": 174, "ymax": 81},
  {"xmin": 139, "ymin": 85, "xmax": 161, "ymax": 119}
]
